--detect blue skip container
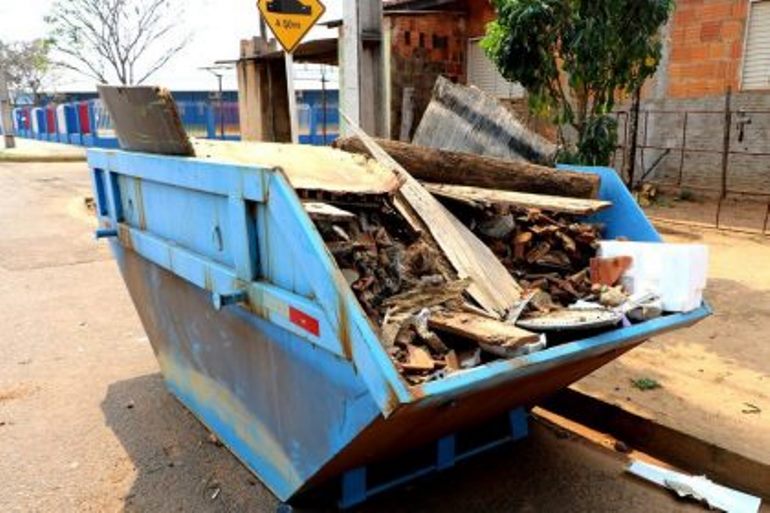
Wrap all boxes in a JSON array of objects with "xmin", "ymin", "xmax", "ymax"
[{"xmin": 88, "ymin": 148, "xmax": 710, "ymax": 508}]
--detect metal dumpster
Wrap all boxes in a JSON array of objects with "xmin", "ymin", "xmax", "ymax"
[{"xmin": 88, "ymin": 148, "xmax": 710, "ymax": 507}]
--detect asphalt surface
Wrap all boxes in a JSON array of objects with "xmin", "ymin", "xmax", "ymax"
[{"xmin": 0, "ymin": 160, "xmax": 759, "ymax": 512}]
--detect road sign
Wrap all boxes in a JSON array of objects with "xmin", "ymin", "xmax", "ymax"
[{"xmin": 257, "ymin": 0, "xmax": 326, "ymax": 54}]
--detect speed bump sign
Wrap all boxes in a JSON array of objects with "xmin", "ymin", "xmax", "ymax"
[{"xmin": 257, "ymin": 0, "xmax": 327, "ymax": 54}]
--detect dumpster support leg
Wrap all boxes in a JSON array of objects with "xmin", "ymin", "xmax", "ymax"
[
  {"xmin": 338, "ymin": 408, "xmax": 529, "ymax": 509},
  {"xmin": 510, "ymin": 407, "xmax": 529, "ymax": 441},
  {"xmin": 340, "ymin": 467, "xmax": 367, "ymax": 509}
]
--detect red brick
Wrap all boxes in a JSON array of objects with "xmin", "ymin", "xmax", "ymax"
[
  {"xmin": 721, "ymin": 20, "xmax": 745, "ymax": 41},
  {"xmin": 700, "ymin": 21, "xmax": 723, "ymax": 42}
]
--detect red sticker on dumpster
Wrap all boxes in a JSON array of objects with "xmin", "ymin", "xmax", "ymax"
[{"xmin": 289, "ymin": 307, "xmax": 320, "ymax": 337}]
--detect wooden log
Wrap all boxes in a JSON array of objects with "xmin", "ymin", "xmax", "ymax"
[
  {"xmin": 424, "ymin": 183, "xmax": 612, "ymax": 216},
  {"xmin": 333, "ymin": 136, "xmax": 601, "ymax": 199},
  {"xmin": 342, "ymin": 113, "xmax": 523, "ymax": 317},
  {"xmin": 429, "ymin": 312, "xmax": 541, "ymax": 349}
]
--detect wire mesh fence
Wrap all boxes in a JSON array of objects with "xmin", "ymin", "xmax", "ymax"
[{"xmin": 613, "ymin": 93, "xmax": 770, "ymax": 234}]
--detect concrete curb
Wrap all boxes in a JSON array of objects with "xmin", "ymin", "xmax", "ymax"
[
  {"xmin": 542, "ymin": 388, "xmax": 770, "ymax": 500},
  {"xmin": 0, "ymin": 154, "xmax": 86, "ymax": 163}
]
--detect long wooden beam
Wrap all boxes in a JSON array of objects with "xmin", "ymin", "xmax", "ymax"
[
  {"xmin": 424, "ymin": 183, "xmax": 612, "ymax": 216},
  {"xmin": 334, "ymin": 136, "xmax": 601, "ymax": 199}
]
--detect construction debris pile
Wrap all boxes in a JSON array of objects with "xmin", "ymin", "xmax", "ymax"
[
  {"xmin": 307, "ymin": 199, "xmax": 475, "ymax": 384},
  {"xmin": 454, "ymin": 204, "xmax": 604, "ymax": 310}
]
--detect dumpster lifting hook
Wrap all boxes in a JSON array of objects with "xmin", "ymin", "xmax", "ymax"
[{"xmin": 212, "ymin": 290, "xmax": 248, "ymax": 311}]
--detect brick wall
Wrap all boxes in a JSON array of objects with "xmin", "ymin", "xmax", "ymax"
[
  {"xmin": 465, "ymin": 0, "xmax": 497, "ymax": 38},
  {"xmin": 386, "ymin": 12, "xmax": 467, "ymax": 139},
  {"xmin": 666, "ymin": 0, "xmax": 749, "ymax": 98}
]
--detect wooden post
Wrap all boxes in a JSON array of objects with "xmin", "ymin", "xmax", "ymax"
[
  {"xmin": 716, "ymin": 87, "xmax": 732, "ymax": 229},
  {"xmin": 623, "ymin": 87, "xmax": 641, "ymax": 188},
  {"xmin": 0, "ymin": 69, "xmax": 15, "ymax": 149},
  {"xmin": 340, "ymin": 0, "xmax": 386, "ymax": 137},
  {"xmin": 236, "ymin": 37, "xmax": 292, "ymax": 143}
]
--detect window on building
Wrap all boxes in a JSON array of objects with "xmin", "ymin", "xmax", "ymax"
[
  {"xmin": 466, "ymin": 39, "xmax": 525, "ymax": 99},
  {"xmin": 742, "ymin": 0, "xmax": 770, "ymax": 90}
]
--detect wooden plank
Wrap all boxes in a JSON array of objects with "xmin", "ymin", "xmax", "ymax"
[
  {"xmin": 193, "ymin": 139, "xmax": 403, "ymax": 196},
  {"xmin": 97, "ymin": 85, "xmax": 195, "ymax": 156},
  {"xmin": 429, "ymin": 312, "xmax": 541, "ymax": 349},
  {"xmin": 342, "ymin": 113, "xmax": 522, "ymax": 317},
  {"xmin": 334, "ymin": 136, "xmax": 601, "ymax": 199},
  {"xmin": 424, "ymin": 183, "xmax": 612, "ymax": 216},
  {"xmin": 303, "ymin": 202, "xmax": 357, "ymax": 223}
]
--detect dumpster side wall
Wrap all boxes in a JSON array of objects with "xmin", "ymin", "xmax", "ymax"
[{"xmin": 114, "ymin": 247, "xmax": 383, "ymax": 501}]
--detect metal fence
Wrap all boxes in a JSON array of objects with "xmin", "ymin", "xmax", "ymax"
[{"xmin": 612, "ymin": 92, "xmax": 770, "ymax": 234}]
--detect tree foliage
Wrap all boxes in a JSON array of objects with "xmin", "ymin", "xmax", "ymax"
[
  {"xmin": 0, "ymin": 39, "xmax": 55, "ymax": 103},
  {"xmin": 483, "ymin": 0, "xmax": 674, "ymax": 165},
  {"xmin": 45, "ymin": 0, "xmax": 191, "ymax": 85}
]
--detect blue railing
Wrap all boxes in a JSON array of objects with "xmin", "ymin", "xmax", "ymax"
[{"xmin": 9, "ymin": 98, "xmax": 340, "ymax": 148}]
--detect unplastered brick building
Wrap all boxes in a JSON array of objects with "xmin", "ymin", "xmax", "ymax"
[{"xmin": 383, "ymin": 0, "xmax": 770, "ymax": 196}]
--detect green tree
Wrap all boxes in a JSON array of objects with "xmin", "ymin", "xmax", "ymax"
[
  {"xmin": 483, "ymin": 0, "xmax": 674, "ymax": 166},
  {"xmin": 0, "ymin": 39, "xmax": 55, "ymax": 104}
]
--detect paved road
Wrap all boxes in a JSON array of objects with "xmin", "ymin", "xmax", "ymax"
[{"xmin": 0, "ymin": 160, "xmax": 751, "ymax": 512}]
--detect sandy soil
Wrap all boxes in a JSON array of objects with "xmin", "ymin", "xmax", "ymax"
[
  {"xmin": 0, "ymin": 161, "xmax": 766, "ymax": 512},
  {"xmin": 575, "ymin": 221, "xmax": 770, "ymax": 466}
]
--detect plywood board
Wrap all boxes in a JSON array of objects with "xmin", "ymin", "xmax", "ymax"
[
  {"xmin": 193, "ymin": 139, "xmax": 402, "ymax": 196},
  {"xmin": 97, "ymin": 85, "xmax": 195, "ymax": 156},
  {"xmin": 429, "ymin": 312, "xmax": 541, "ymax": 348}
]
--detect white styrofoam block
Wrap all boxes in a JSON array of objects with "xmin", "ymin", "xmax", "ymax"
[{"xmin": 599, "ymin": 241, "xmax": 709, "ymax": 313}]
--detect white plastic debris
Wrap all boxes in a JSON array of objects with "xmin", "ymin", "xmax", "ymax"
[{"xmin": 627, "ymin": 460, "xmax": 761, "ymax": 513}]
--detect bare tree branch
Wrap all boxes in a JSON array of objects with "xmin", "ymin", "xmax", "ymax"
[{"xmin": 46, "ymin": 0, "xmax": 190, "ymax": 86}]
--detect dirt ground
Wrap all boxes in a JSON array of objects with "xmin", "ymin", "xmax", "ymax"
[
  {"xmin": 0, "ymin": 160, "xmax": 766, "ymax": 512},
  {"xmin": 575, "ymin": 220, "xmax": 770, "ymax": 466}
]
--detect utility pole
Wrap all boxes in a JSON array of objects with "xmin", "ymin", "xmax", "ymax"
[
  {"xmin": 340, "ymin": 0, "xmax": 386, "ymax": 137},
  {"xmin": 0, "ymin": 68, "xmax": 16, "ymax": 149}
]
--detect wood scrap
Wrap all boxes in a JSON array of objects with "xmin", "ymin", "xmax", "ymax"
[
  {"xmin": 302, "ymin": 202, "xmax": 357, "ymax": 223},
  {"xmin": 429, "ymin": 311, "xmax": 541, "ymax": 351},
  {"xmin": 424, "ymin": 183, "xmax": 612, "ymax": 216},
  {"xmin": 383, "ymin": 279, "xmax": 471, "ymax": 314},
  {"xmin": 435, "ymin": 197, "xmax": 604, "ymax": 308},
  {"xmin": 341, "ymin": 112, "xmax": 523, "ymax": 318},
  {"xmin": 97, "ymin": 85, "xmax": 195, "ymax": 156},
  {"xmin": 402, "ymin": 345, "xmax": 435, "ymax": 372},
  {"xmin": 333, "ymin": 136, "xmax": 601, "ymax": 199}
]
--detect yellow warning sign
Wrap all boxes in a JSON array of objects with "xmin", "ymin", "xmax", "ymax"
[{"xmin": 257, "ymin": 0, "xmax": 327, "ymax": 54}]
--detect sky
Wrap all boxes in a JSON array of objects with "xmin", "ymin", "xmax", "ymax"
[{"xmin": 0, "ymin": 0, "xmax": 343, "ymax": 92}]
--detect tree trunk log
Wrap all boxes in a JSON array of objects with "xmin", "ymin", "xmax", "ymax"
[{"xmin": 334, "ymin": 137, "xmax": 601, "ymax": 199}]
